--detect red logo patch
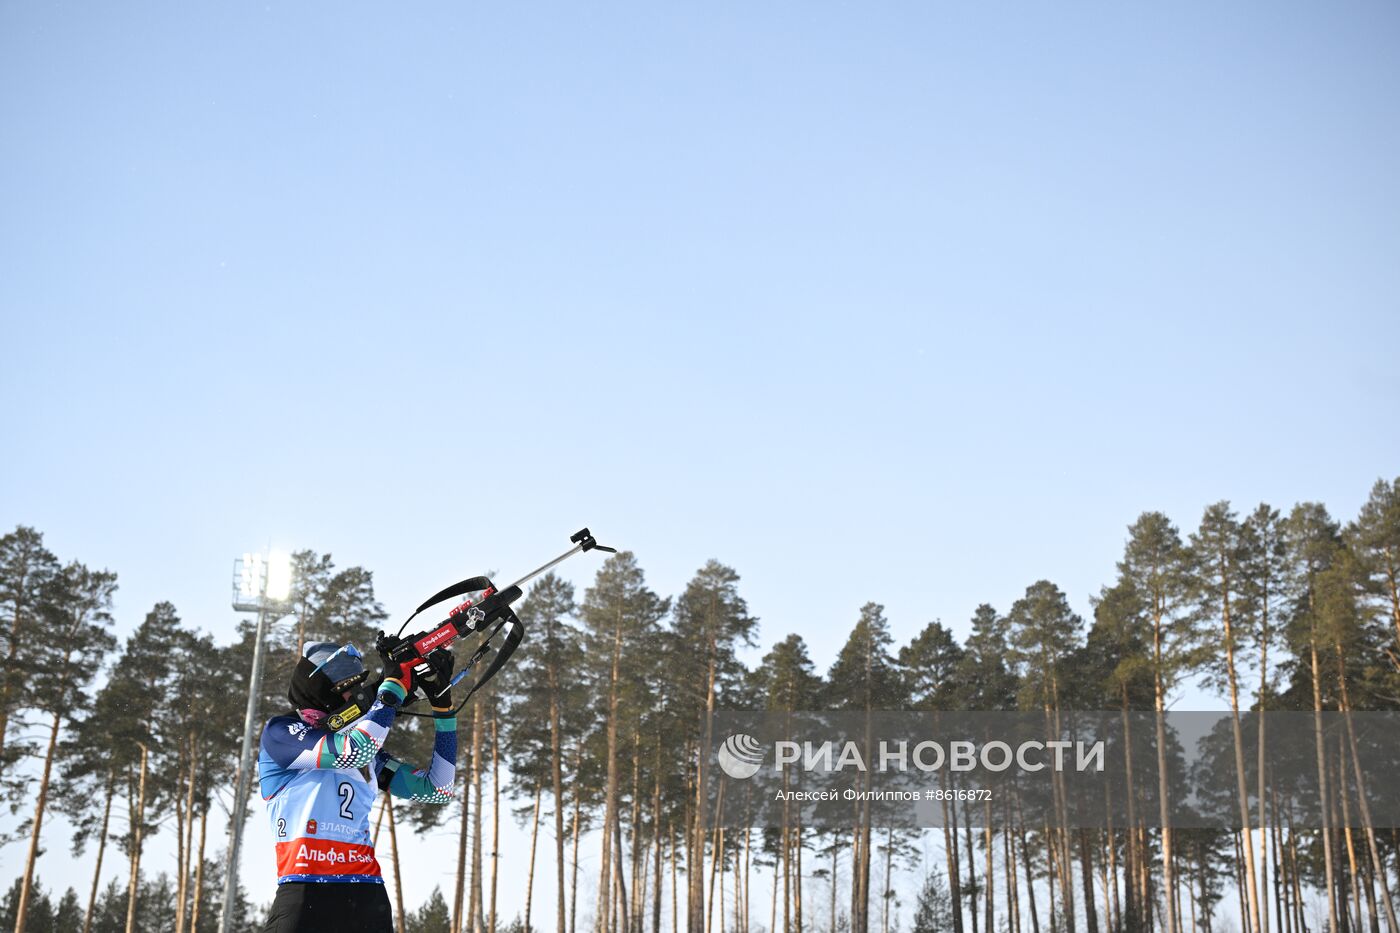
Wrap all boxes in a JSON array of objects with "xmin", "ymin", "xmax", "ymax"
[
  {"xmin": 306, "ymin": 820, "xmax": 318, "ymax": 835},
  {"xmin": 414, "ymin": 623, "xmax": 457, "ymax": 654},
  {"xmin": 275, "ymin": 838, "xmax": 381, "ymax": 879}
]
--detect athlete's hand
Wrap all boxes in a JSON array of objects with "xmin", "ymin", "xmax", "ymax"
[
  {"xmin": 378, "ymin": 659, "xmax": 417, "ymax": 703},
  {"xmin": 415, "ymin": 648, "xmax": 454, "ymax": 715}
]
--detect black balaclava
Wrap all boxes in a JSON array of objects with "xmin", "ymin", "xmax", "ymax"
[{"xmin": 289, "ymin": 641, "xmax": 370, "ymax": 724}]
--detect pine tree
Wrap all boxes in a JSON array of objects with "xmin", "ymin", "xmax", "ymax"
[
  {"xmin": 670, "ymin": 561, "xmax": 755, "ymax": 933},
  {"xmin": 1237, "ymin": 501, "xmax": 1288, "ymax": 933},
  {"xmin": 1310, "ymin": 545, "xmax": 1398, "ymax": 931},
  {"xmin": 52, "ymin": 889, "xmax": 81, "ymax": 933},
  {"xmin": 899, "ymin": 619, "xmax": 969, "ymax": 933},
  {"xmin": 950, "ymin": 606, "xmax": 1018, "ymax": 933},
  {"xmin": 97, "ymin": 601, "xmax": 185, "ymax": 933},
  {"xmin": 1, "ymin": 878, "xmax": 52, "ymax": 933},
  {"xmin": 826, "ymin": 604, "xmax": 905, "ymax": 713},
  {"xmin": 909, "ymin": 869, "xmax": 955, "ymax": 933},
  {"xmin": 899, "ymin": 621, "xmax": 964, "ymax": 713},
  {"xmin": 54, "ymin": 680, "xmax": 122, "ymax": 933},
  {"xmin": 507, "ymin": 573, "xmax": 586, "ymax": 933},
  {"xmin": 1281, "ymin": 503, "xmax": 1342, "ymax": 933},
  {"xmin": 1188, "ymin": 502, "xmax": 1263, "ymax": 933},
  {"xmin": 1345, "ymin": 477, "xmax": 1400, "ymax": 652},
  {"xmin": 827, "ymin": 603, "xmax": 904, "ymax": 933},
  {"xmin": 1117, "ymin": 513, "xmax": 1196, "ymax": 933},
  {"xmin": 1087, "ymin": 579, "xmax": 1153, "ymax": 933},
  {"xmin": 163, "ymin": 627, "xmax": 232, "ymax": 933},
  {"xmin": 0, "ymin": 526, "xmax": 60, "ymax": 770},
  {"xmin": 756, "ymin": 635, "xmax": 823, "ymax": 713},
  {"xmin": 755, "ymin": 635, "xmax": 824, "ymax": 933},
  {"xmin": 1006, "ymin": 581, "xmax": 1084, "ymax": 933},
  {"xmin": 407, "ymin": 887, "xmax": 453, "ymax": 933},
  {"xmin": 954, "ymin": 606, "xmax": 1017, "ymax": 713},
  {"xmin": 581, "ymin": 553, "xmax": 669, "ymax": 933},
  {"xmin": 14, "ymin": 561, "xmax": 117, "ymax": 933}
]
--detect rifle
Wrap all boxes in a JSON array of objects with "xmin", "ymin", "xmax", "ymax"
[{"xmin": 377, "ymin": 528, "xmax": 615, "ymax": 718}]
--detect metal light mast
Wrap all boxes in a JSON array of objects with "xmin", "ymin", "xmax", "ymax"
[{"xmin": 219, "ymin": 551, "xmax": 292, "ymax": 933}]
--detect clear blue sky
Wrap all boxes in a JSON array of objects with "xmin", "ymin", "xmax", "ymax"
[{"xmin": 2, "ymin": 0, "xmax": 1398, "ymax": 919}]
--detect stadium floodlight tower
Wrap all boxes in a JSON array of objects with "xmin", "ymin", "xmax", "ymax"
[{"xmin": 220, "ymin": 550, "xmax": 294, "ymax": 933}]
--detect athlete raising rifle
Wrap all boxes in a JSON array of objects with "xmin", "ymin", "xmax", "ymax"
[
  {"xmin": 258, "ymin": 642, "xmax": 456, "ymax": 932},
  {"xmin": 254, "ymin": 529, "xmax": 614, "ymax": 932}
]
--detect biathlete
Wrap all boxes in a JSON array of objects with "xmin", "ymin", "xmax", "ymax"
[{"xmin": 258, "ymin": 641, "xmax": 458, "ymax": 932}]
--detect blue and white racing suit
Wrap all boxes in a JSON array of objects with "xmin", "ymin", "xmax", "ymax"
[{"xmin": 258, "ymin": 679, "xmax": 456, "ymax": 884}]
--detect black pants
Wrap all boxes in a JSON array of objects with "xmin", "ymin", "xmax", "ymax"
[{"xmin": 263, "ymin": 882, "xmax": 393, "ymax": 933}]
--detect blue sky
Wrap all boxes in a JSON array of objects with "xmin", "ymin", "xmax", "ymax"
[{"xmin": 2, "ymin": 0, "xmax": 1398, "ymax": 919}]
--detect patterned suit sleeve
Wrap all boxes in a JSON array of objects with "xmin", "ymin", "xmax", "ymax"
[
  {"xmin": 261, "ymin": 680, "xmax": 410, "ymax": 771},
  {"xmin": 375, "ymin": 715, "xmax": 457, "ymax": 803}
]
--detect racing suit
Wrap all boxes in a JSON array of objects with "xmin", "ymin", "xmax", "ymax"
[{"xmin": 257, "ymin": 678, "xmax": 456, "ymax": 932}]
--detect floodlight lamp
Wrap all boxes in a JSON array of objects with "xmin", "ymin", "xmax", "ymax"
[
  {"xmin": 265, "ymin": 550, "xmax": 293, "ymax": 602},
  {"xmin": 239, "ymin": 553, "xmax": 261, "ymax": 601}
]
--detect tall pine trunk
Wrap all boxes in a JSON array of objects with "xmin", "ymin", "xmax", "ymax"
[
  {"xmin": 190, "ymin": 803, "xmax": 208, "ymax": 933},
  {"xmin": 599, "ymin": 617, "xmax": 625, "ymax": 933},
  {"xmin": 1215, "ymin": 557, "xmax": 1263, "ymax": 933},
  {"xmin": 387, "ymin": 795, "xmax": 406, "ymax": 933},
  {"xmin": 984, "ymin": 809, "xmax": 996, "ymax": 933},
  {"xmin": 1078, "ymin": 830, "xmax": 1098, "ymax": 933},
  {"xmin": 82, "ymin": 771, "xmax": 115, "ymax": 933},
  {"xmin": 794, "ymin": 823, "xmax": 803, "ymax": 933},
  {"xmin": 707, "ymin": 784, "xmax": 726, "ymax": 933},
  {"xmin": 1334, "ymin": 636, "xmax": 1399, "ymax": 933},
  {"xmin": 570, "ymin": 743, "xmax": 584, "ymax": 933},
  {"xmin": 174, "ymin": 750, "xmax": 188, "ymax": 933},
  {"xmin": 671, "ymin": 825, "xmax": 680, "ymax": 933},
  {"xmin": 1335, "ymin": 759, "xmax": 1370, "ymax": 933},
  {"xmin": 691, "ymin": 636, "xmax": 719, "ymax": 933},
  {"xmin": 1257, "ymin": 610, "xmax": 1272, "ymax": 933},
  {"xmin": 630, "ymin": 734, "xmax": 643, "ymax": 933},
  {"xmin": 123, "ymin": 742, "xmax": 149, "ymax": 933},
  {"xmin": 653, "ymin": 761, "xmax": 665, "ymax": 933},
  {"xmin": 1016, "ymin": 823, "xmax": 1040, "ymax": 933},
  {"xmin": 617, "ymin": 815, "xmax": 632, "ymax": 933},
  {"xmin": 15, "ymin": 710, "xmax": 61, "ymax": 933},
  {"xmin": 1153, "ymin": 610, "xmax": 1179, "ymax": 933},
  {"xmin": 880, "ymin": 824, "xmax": 893, "ymax": 933},
  {"xmin": 471, "ymin": 702, "xmax": 486, "ymax": 933},
  {"xmin": 176, "ymin": 734, "xmax": 199, "ymax": 933},
  {"xmin": 525, "ymin": 784, "xmax": 543, "ymax": 933},
  {"xmin": 741, "ymin": 825, "xmax": 751, "ymax": 933},
  {"xmin": 1286, "ymin": 800, "xmax": 1306, "ymax": 933},
  {"xmin": 941, "ymin": 777, "xmax": 964, "ymax": 933},
  {"xmin": 1308, "ymin": 636, "xmax": 1340, "ymax": 933},
  {"xmin": 1004, "ymin": 819, "xmax": 1020, "ymax": 933},
  {"xmin": 553, "ymin": 694, "xmax": 568, "ymax": 933},
  {"xmin": 455, "ymin": 768, "xmax": 471, "ymax": 933},
  {"xmin": 491, "ymin": 713, "xmax": 501, "ymax": 933},
  {"xmin": 964, "ymin": 799, "xmax": 980, "ymax": 933}
]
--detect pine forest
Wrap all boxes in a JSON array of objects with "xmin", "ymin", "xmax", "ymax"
[{"xmin": 3, "ymin": 479, "xmax": 1400, "ymax": 933}]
